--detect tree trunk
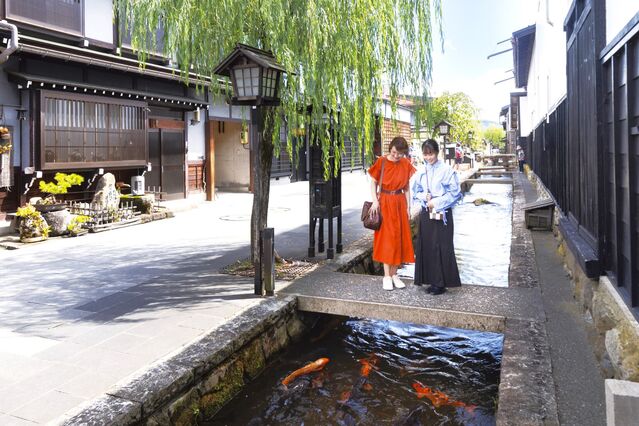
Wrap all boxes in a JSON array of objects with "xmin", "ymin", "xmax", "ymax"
[{"xmin": 250, "ymin": 107, "xmax": 275, "ymax": 265}]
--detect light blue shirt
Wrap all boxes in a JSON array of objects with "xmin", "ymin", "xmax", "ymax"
[{"xmin": 412, "ymin": 160, "xmax": 462, "ymax": 214}]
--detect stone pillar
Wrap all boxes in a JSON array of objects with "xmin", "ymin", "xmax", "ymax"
[{"xmin": 605, "ymin": 379, "xmax": 639, "ymax": 426}]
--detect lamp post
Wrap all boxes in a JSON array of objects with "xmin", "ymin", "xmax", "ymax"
[
  {"xmin": 214, "ymin": 44, "xmax": 286, "ymax": 296},
  {"xmin": 434, "ymin": 120, "xmax": 452, "ymax": 165}
]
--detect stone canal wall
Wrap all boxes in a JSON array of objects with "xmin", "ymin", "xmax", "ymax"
[
  {"xmin": 62, "ymin": 297, "xmax": 311, "ymax": 425},
  {"xmin": 526, "ymin": 169, "xmax": 639, "ymax": 382}
]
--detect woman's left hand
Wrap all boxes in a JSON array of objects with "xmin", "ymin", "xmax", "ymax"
[{"xmin": 427, "ymin": 200, "xmax": 435, "ymax": 210}]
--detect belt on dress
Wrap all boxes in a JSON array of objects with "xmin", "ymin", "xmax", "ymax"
[{"xmin": 380, "ymin": 189, "xmax": 405, "ymax": 195}]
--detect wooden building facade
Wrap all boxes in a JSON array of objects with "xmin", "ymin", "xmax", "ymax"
[
  {"xmin": 523, "ymin": 1, "xmax": 639, "ymax": 315},
  {"xmin": 0, "ymin": 0, "xmax": 209, "ymax": 221}
]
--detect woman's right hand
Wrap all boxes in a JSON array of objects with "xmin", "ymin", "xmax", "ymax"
[{"xmin": 370, "ymin": 199, "xmax": 380, "ymax": 215}]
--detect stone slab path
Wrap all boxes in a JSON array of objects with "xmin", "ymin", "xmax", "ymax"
[{"xmin": 0, "ymin": 173, "xmax": 371, "ymax": 425}]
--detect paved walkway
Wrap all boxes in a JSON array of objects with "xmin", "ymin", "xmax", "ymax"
[
  {"xmin": 0, "ymin": 168, "xmax": 606, "ymax": 425},
  {"xmin": 0, "ymin": 172, "xmax": 370, "ymax": 425}
]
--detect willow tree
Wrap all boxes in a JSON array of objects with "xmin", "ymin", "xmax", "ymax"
[{"xmin": 117, "ymin": 0, "xmax": 442, "ymax": 264}]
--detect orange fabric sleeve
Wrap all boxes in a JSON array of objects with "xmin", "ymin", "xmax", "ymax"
[{"xmin": 368, "ymin": 157, "xmax": 382, "ymax": 181}]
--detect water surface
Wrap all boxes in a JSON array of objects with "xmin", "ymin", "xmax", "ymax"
[{"xmin": 208, "ymin": 317, "xmax": 502, "ymax": 425}]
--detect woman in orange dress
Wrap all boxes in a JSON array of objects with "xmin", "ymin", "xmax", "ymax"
[{"xmin": 368, "ymin": 136, "xmax": 416, "ymax": 290}]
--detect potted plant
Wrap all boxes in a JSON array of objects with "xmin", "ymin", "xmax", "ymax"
[
  {"xmin": 66, "ymin": 215, "xmax": 90, "ymax": 237},
  {"xmin": 16, "ymin": 204, "xmax": 50, "ymax": 243},
  {"xmin": 35, "ymin": 172, "xmax": 84, "ymax": 212}
]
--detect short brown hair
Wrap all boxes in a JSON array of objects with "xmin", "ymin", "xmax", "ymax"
[{"xmin": 389, "ymin": 136, "xmax": 409, "ymax": 154}]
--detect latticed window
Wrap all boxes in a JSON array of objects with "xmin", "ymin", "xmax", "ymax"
[
  {"xmin": 41, "ymin": 91, "xmax": 148, "ymax": 169},
  {"xmin": 5, "ymin": 0, "xmax": 83, "ymax": 35}
]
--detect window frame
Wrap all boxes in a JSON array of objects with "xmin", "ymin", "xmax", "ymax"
[
  {"xmin": 4, "ymin": 0, "xmax": 85, "ymax": 37},
  {"xmin": 40, "ymin": 90, "xmax": 148, "ymax": 170}
]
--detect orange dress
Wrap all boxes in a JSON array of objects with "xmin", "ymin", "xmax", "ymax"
[{"xmin": 368, "ymin": 156, "xmax": 416, "ymax": 265}]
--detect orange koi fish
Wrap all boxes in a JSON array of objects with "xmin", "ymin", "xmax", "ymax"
[
  {"xmin": 281, "ymin": 358, "xmax": 330, "ymax": 387},
  {"xmin": 362, "ymin": 382, "xmax": 374, "ymax": 392},
  {"xmin": 358, "ymin": 353, "xmax": 379, "ymax": 377},
  {"xmin": 338, "ymin": 390, "xmax": 352, "ymax": 403},
  {"xmin": 412, "ymin": 381, "xmax": 476, "ymax": 413}
]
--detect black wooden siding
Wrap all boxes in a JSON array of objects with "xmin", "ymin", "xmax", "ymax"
[
  {"xmin": 526, "ymin": 99, "xmax": 568, "ymax": 213},
  {"xmin": 603, "ymin": 34, "xmax": 639, "ymax": 308},
  {"xmin": 529, "ymin": 0, "xmax": 638, "ymax": 312},
  {"xmin": 566, "ymin": 4, "xmax": 600, "ymax": 248}
]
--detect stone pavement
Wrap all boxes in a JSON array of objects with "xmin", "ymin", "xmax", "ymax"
[
  {"xmin": 0, "ymin": 171, "xmax": 371, "ymax": 425},
  {"xmin": 0, "ymin": 168, "xmax": 606, "ymax": 425}
]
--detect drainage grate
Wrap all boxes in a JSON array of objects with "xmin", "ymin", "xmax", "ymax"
[{"xmin": 221, "ymin": 259, "xmax": 319, "ymax": 281}]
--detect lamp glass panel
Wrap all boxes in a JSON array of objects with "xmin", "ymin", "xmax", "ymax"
[
  {"xmin": 233, "ymin": 68, "xmax": 245, "ymax": 97},
  {"xmin": 244, "ymin": 68, "xmax": 252, "ymax": 97},
  {"xmin": 249, "ymin": 67, "xmax": 259, "ymax": 97},
  {"xmin": 439, "ymin": 124, "xmax": 448, "ymax": 135},
  {"xmin": 262, "ymin": 69, "xmax": 273, "ymax": 98}
]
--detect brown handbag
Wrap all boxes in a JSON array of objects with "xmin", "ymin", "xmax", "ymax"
[{"xmin": 361, "ymin": 158, "xmax": 385, "ymax": 230}]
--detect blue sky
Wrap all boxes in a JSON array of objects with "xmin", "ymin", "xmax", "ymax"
[{"xmin": 430, "ymin": 0, "xmax": 538, "ymax": 122}]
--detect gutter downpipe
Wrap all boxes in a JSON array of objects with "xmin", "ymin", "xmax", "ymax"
[{"xmin": 0, "ymin": 20, "xmax": 19, "ymax": 64}]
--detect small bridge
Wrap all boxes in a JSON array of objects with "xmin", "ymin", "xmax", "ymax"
[{"xmin": 460, "ymin": 166, "xmax": 515, "ymax": 192}]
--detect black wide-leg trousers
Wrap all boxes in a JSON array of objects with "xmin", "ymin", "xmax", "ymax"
[{"xmin": 414, "ymin": 208, "xmax": 461, "ymax": 288}]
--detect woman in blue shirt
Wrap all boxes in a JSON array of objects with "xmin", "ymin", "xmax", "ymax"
[{"xmin": 411, "ymin": 139, "xmax": 462, "ymax": 294}]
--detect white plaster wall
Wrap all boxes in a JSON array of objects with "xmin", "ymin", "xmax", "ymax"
[
  {"xmin": 606, "ymin": 0, "xmax": 639, "ymax": 45},
  {"xmin": 213, "ymin": 121, "xmax": 250, "ymax": 188},
  {"xmin": 186, "ymin": 109, "xmax": 205, "ymax": 161},
  {"xmin": 84, "ymin": 0, "xmax": 114, "ymax": 44},
  {"xmin": 381, "ymin": 102, "xmax": 412, "ymax": 125},
  {"xmin": 519, "ymin": 0, "xmax": 570, "ymax": 135},
  {"xmin": 208, "ymin": 95, "xmax": 251, "ymax": 121}
]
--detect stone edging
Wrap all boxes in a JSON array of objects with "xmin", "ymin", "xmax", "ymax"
[
  {"xmin": 57, "ymin": 296, "xmax": 306, "ymax": 425},
  {"xmin": 526, "ymin": 169, "xmax": 639, "ymax": 381}
]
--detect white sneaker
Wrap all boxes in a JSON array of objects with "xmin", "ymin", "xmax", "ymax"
[
  {"xmin": 382, "ymin": 277, "xmax": 393, "ymax": 291},
  {"xmin": 392, "ymin": 275, "xmax": 406, "ymax": 289}
]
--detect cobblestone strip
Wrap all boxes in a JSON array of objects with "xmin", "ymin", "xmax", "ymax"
[
  {"xmin": 497, "ymin": 318, "xmax": 559, "ymax": 426},
  {"xmin": 57, "ymin": 296, "xmax": 302, "ymax": 425},
  {"xmin": 510, "ymin": 173, "xmax": 540, "ymax": 288}
]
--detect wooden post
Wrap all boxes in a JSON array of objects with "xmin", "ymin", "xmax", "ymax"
[{"xmin": 205, "ymin": 119, "xmax": 215, "ymax": 201}]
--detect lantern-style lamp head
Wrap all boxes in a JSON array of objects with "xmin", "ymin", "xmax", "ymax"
[
  {"xmin": 213, "ymin": 43, "xmax": 287, "ymax": 106},
  {"xmin": 434, "ymin": 120, "xmax": 452, "ymax": 137},
  {"xmin": 467, "ymin": 130, "xmax": 474, "ymax": 140}
]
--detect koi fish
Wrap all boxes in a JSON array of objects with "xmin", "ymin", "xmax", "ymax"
[
  {"xmin": 362, "ymin": 382, "xmax": 374, "ymax": 392},
  {"xmin": 358, "ymin": 353, "xmax": 379, "ymax": 377},
  {"xmin": 281, "ymin": 358, "xmax": 330, "ymax": 387},
  {"xmin": 412, "ymin": 381, "xmax": 476, "ymax": 413},
  {"xmin": 338, "ymin": 390, "xmax": 352, "ymax": 403}
]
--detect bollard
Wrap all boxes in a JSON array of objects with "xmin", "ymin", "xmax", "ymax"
[{"xmin": 261, "ymin": 228, "xmax": 275, "ymax": 296}]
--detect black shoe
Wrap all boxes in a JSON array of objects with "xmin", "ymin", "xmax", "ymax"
[
  {"xmin": 425, "ymin": 285, "xmax": 435, "ymax": 294},
  {"xmin": 430, "ymin": 287, "xmax": 446, "ymax": 295}
]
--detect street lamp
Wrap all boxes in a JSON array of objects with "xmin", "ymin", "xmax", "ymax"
[
  {"xmin": 214, "ymin": 44, "xmax": 287, "ymax": 296},
  {"xmin": 213, "ymin": 43, "xmax": 286, "ymax": 106},
  {"xmin": 434, "ymin": 120, "xmax": 453, "ymax": 164}
]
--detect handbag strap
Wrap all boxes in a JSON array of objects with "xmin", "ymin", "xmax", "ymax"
[{"xmin": 376, "ymin": 158, "xmax": 386, "ymax": 199}]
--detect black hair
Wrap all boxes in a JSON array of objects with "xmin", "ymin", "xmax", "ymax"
[{"xmin": 422, "ymin": 139, "xmax": 439, "ymax": 154}]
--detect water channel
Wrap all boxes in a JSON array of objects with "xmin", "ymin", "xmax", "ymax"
[
  {"xmin": 209, "ymin": 176, "xmax": 512, "ymax": 425},
  {"xmin": 399, "ymin": 179, "xmax": 513, "ymax": 287},
  {"xmin": 208, "ymin": 317, "xmax": 502, "ymax": 425}
]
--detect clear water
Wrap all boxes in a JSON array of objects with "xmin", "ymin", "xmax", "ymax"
[
  {"xmin": 399, "ymin": 180, "xmax": 513, "ymax": 287},
  {"xmin": 208, "ymin": 317, "xmax": 502, "ymax": 425}
]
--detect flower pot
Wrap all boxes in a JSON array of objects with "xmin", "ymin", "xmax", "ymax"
[
  {"xmin": 67, "ymin": 229, "xmax": 88, "ymax": 237},
  {"xmin": 34, "ymin": 203, "xmax": 67, "ymax": 213},
  {"xmin": 20, "ymin": 235, "xmax": 46, "ymax": 243}
]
